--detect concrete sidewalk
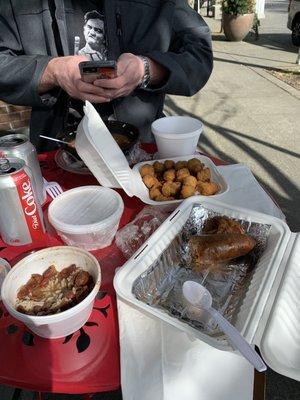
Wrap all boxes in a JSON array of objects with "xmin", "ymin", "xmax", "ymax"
[
  {"xmin": 166, "ymin": 2, "xmax": 300, "ymax": 233},
  {"xmin": 166, "ymin": 3, "xmax": 300, "ymax": 399}
]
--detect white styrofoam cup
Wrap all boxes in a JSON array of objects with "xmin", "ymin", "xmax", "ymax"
[{"xmin": 151, "ymin": 116, "xmax": 203, "ymax": 158}]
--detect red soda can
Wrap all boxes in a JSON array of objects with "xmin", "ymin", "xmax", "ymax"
[
  {"xmin": 0, "ymin": 133, "xmax": 46, "ymax": 205},
  {"xmin": 0, "ymin": 157, "xmax": 45, "ymax": 246}
]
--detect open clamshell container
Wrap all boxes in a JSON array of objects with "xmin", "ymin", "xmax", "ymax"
[
  {"xmin": 114, "ymin": 196, "xmax": 300, "ymax": 381},
  {"xmin": 75, "ymin": 102, "xmax": 228, "ymax": 207}
]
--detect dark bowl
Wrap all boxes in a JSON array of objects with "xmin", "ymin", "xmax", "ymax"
[
  {"xmin": 104, "ymin": 120, "xmax": 140, "ymax": 154},
  {"xmin": 56, "ymin": 127, "xmax": 78, "ymax": 158},
  {"xmin": 56, "ymin": 121, "xmax": 139, "ymax": 156}
]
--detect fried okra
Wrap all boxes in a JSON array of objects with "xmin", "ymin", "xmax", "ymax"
[
  {"xmin": 163, "ymin": 168, "xmax": 176, "ymax": 182},
  {"xmin": 139, "ymin": 158, "xmax": 217, "ymax": 201},
  {"xmin": 149, "ymin": 186, "xmax": 163, "ymax": 200},
  {"xmin": 164, "ymin": 160, "xmax": 175, "ymax": 170},
  {"xmin": 197, "ymin": 181, "xmax": 219, "ymax": 196},
  {"xmin": 197, "ymin": 167, "xmax": 211, "ymax": 182},
  {"xmin": 175, "ymin": 160, "xmax": 188, "ymax": 170},
  {"xmin": 181, "ymin": 185, "xmax": 196, "ymax": 199},
  {"xmin": 142, "ymin": 174, "xmax": 161, "ymax": 189},
  {"xmin": 153, "ymin": 161, "xmax": 165, "ymax": 173},
  {"xmin": 187, "ymin": 158, "xmax": 203, "ymax": 175},
  {"xmin": 140, "ymin": 164, "xmax": 155, "ymax": 177},
  {"xmin": 161, "ymin": 181, "xmax": 181, "ymax": 197},
  {"xmin": 192, "ymin": 163, "xmax": 204, "ymax": 175},
  {"xmin": 182, "ymin": 175, "xmax": 198, "ymax": 188},
  {"xmin": 176, "ymin": 167, "xmax": 190, "ymax": 182}
]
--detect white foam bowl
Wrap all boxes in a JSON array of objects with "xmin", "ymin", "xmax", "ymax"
[
  {"xmin": 151, "ymin": 116, "xmax": 203, "ymax": 158},
  {"xmin": 48, "ymin": 186, "xmax": 124, "ymax": 251},
  {"xmin": 1, "ymin": 246, "xmax": 101, "ymax": 339}
]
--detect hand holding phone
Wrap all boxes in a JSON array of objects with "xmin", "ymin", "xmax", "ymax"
[{"xmin": 79, "ymin": 60, "xmax": 117, "ymax": 83}]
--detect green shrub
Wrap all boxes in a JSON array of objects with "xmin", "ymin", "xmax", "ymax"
[{"xmin": 222, "ymin": 0, "xmax": 255, "ymax": 15}]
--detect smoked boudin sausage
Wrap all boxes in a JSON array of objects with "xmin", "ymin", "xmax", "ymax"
[{"xmin": 189, "ymin": 233, "xmax": 256, "ymax": 270}]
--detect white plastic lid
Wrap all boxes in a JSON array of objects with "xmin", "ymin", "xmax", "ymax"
[
  {"xmin": 0, "ymin": 258, "xmax": 11, "ymax": 300},
  {"xmin": 75, "ymin": 102, "xmax": 142, "ymax": 197},
  {"xmin": 48, "ymin": 186, "xmax": 124, "ymax": 234}
]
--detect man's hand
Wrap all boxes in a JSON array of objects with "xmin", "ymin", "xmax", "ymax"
[
  {"xmin": 93, "ymin": 53, "xmax": 144, "ymax": 99},
  {"xmin": 38, "ymin": 55, "xmax": 112, "ymax": 103},
  {"xmin": 93, "ymin": 53, "xmax": 168, "ymax": 100},
  {"xmin": 38, "ymin": 53, "xmax": 168, "ymax": 103}
]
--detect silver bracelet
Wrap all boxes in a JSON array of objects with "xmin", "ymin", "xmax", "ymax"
[{"xmin": 138, "ymin": 56, "xmax": 150, "ymax": 89}]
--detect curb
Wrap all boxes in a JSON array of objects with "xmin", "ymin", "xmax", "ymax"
[{"xmin": 250, "ymin": 67, "xmax": 300, "ymax": 100}]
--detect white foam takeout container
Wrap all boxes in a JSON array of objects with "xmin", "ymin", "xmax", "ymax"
[
  {"xmin": 114, "ymin": 196, "xmax": 300, "ymax": 381},
  {"xmin": 75, "ymin": 102, "xmax": 228, "ymax": 208},
  {"xmin": 1, "ymin": 246, "xmax": 101, "ymax": 339}
]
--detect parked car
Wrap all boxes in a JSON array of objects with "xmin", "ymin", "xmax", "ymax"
[{"xmin": 288, "ymin": 0, "xmax": 300, "ymax": 46}]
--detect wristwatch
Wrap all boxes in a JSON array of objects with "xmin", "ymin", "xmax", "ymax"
[{"xmin": 138, "ymin": 56, "xmax": 150, "ymax": 88}]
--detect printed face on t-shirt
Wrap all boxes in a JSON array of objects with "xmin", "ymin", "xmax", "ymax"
[{"xmin": 83, "ymin": 18, "xmax": 105, "ymax": 49}]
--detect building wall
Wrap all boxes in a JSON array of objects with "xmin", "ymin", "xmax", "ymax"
[
  {"xmin": 0, "ymin": 101, "xmax": 31, "ymax": 134},
  {"xmin": 256, "ymin": 0, "xmax": 266, "ymax": 19}
]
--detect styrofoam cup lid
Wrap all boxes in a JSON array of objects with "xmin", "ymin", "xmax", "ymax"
[{"xmin": 48, "ymin": 186, "xmax": 124, "ymax": 234}]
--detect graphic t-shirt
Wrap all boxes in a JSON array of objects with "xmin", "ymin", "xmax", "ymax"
[
  {"xmin": 64, "ymin": 1, "xmax": 114, "ymax": 126},
  {"xmin": 66, "ymin": 1, "xmax": 108, "ymax": 60}
]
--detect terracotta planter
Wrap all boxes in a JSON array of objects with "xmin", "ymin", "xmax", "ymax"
[{"xmin": 223, "ymin": 13, "xmax": 254, "ymax": 42}]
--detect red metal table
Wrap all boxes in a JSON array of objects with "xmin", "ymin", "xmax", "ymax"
[
  {"xmin": 0, "ymin": 149, "xmax": 145, "ymax": 396},
  {"xmin": 0, "ymin": 148, "xmax": 265, "ymax": 399}
]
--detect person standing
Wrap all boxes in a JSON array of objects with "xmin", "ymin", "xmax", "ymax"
[{"xmin": 0, "ymin": 1, "xmax": 214, "ymax": 152}]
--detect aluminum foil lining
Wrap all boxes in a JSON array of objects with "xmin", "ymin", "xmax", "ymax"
[{"xmin": 132, "ymin": 204, "xmax": 271, "ymax": 338}]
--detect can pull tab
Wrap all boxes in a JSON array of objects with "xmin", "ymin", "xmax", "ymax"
[
  {"xmin": 0, "ymin": 158, "xmax": 16, "ymax": 174},
  {"xmin": 0, "ymin": 158, "xmax": 11, "ymax": 172}
]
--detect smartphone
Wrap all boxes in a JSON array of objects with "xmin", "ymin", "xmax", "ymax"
[{"xmin": 79, "ymin": 60, "xmax": 117, "ymax": 83}]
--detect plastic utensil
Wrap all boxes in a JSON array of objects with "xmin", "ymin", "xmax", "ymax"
[
  {"xmin": 182, "ymin": 280, "xmax": 267, "ymax": 372},
  {"xmin": 39, "ymin": 134, "xmax": 70, "ymax": 145},
  {"xmin": 43, "ymin": 178, "xmax": 63, "ymax": 199}
]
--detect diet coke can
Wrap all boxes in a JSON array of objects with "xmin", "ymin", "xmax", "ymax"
[
  {"xmin": 0, "ymin": 133, "xmax": 46, "ymax": 205},
  {"xmin": 0, "ymin": 157, "xmax": 45, "ymax": 246}
]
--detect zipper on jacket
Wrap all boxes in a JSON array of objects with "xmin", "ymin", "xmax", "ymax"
[
  {"xmin": 48, "ymin": 0, "xmax": 64, "ymax": 56},
  {"xmin": 116, "ymin": 9, "xmax": 124, "ymax": 52}
]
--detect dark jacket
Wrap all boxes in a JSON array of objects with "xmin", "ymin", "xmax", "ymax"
[{"xmin": 0, "ymin": 0, "xmax": 213, "ymax": 152}]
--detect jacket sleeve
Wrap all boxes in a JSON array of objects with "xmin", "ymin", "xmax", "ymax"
[
  {"xmin": 0, "ymin": 4, "xmax": 56, "ymax": 108},
  {"xmin": 145, "ymin": 0, "xmax": 213, "ymax": 96}
]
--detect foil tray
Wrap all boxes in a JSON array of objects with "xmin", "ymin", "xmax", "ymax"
[{"xmin": 132, "ymin": 204, "xmax": 271, "ymax": 338}]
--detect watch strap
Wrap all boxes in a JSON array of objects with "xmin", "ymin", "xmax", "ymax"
[{"xmin": 138, "ymin": 56, "xmax": 150, "ymax": 88}]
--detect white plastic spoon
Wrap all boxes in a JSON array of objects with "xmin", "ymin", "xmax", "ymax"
[
  {"xmin": 39, "ymin": 135, "xmax": 69, "ymax": 145},
  {"xmin": 182, "ymin": 280, "xmax": 267, "ymax": 372}
]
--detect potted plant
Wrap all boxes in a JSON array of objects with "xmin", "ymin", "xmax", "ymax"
[{"xmin": 222, "ymin": 0, "xmax": 255, "ymax": 41}]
